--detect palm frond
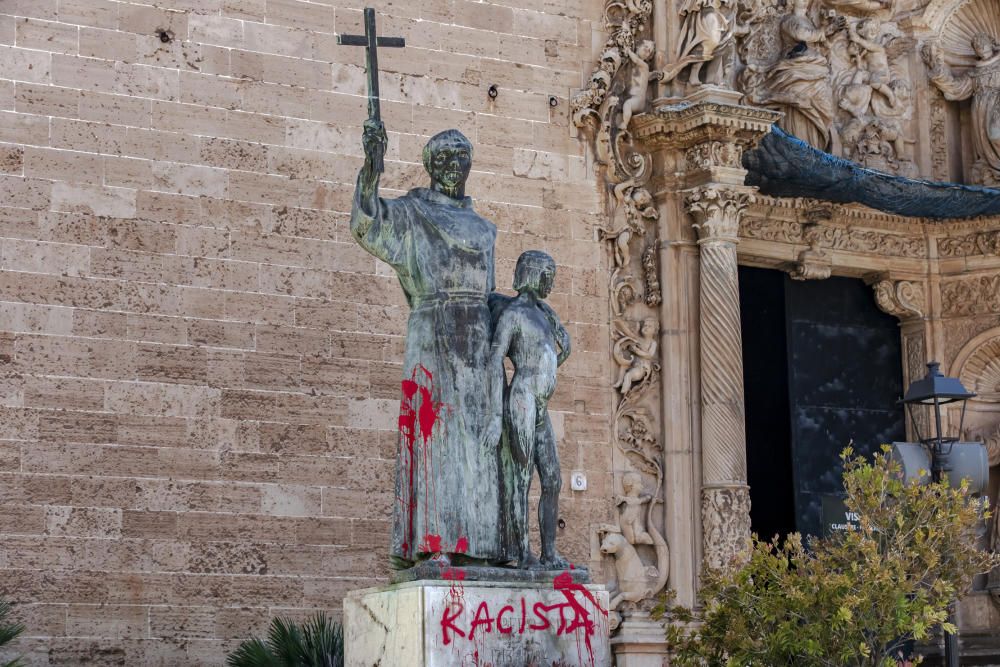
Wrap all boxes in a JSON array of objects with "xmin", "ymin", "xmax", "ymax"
[
  {"xmin": 225, "ymin": 638, "xmax": 281, "ymax": 667},
  {"xmin": 226, "ymin": 613, "xmax": 343, "ymax": 667},
  {"xmin": 0, "ymin": 598, "xmax": 25, "ymax": 667}
]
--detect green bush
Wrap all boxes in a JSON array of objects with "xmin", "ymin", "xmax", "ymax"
[
  {"xmin": 0, "ymin": 598, "xmax": 24, "ymax": 667},
  {"xmin": 657, "ymin": 446, "xmax": 1000, "ymax": 667},
  {"xmin": 226, "ymin": 613, "xmax": 343, "ymax": 667}
]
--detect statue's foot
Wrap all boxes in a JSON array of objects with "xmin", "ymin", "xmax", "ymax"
[
  {"xmin": 541, "ymin": 552, "xmax": 570, "ymax": 569},
  {"xmin": 519, "ymin": 551, "xmax": 543, "ymax": 570}
]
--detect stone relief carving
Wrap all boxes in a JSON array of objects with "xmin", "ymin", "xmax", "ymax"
[
  {"xmin": 738, "ymin": 216, "xmax": 928, "ymax": 258},
  {"xmin": 942, "ymin": 275, "xmax": 1000, "ymax": 316},
  {"xmin": 613, "ymin": 318, "xmax": 661, "ymax": 397},
  {"xmin": 739, "ymin": 0, "xmax": 845, "ymax": 152},
  {"xmin": 938, "ymin": 230, "xmax": 1000, "ymax": 257},
  {"xmin": 702, "ymin": 486, "xmax": 752, "ymax": 569},
  {"xmin": 903, "ymin": 331, "xmax": 930, "ymax": 440},
  {"xmin": 642, "ymin": 241, "xmax": 663, "ymax": 306},
  {"xmin": 571, "ymin": 0, "xmax": 656, "ymax": 183},
  {"xmin": 925, "ymin": 0, "xmax": 1000, "ymax": 185},
  {"xmin": 957, "ymin": 334, "xmax": 1000, "ymax": 401},
  {"xmin": 929, "ymin": 88, "xmax": 950, "ymax": 182},
  {"xmin": 601, "ymin": 179, "xmax": 658, "ymax": 269},
  {"xmin": 599, "ymin": 408, "xmax": 669, "ymax": 628},
  {"xmin": 685, "ymin": 141, "xmax": 744, "ymax": 170},
  {"xmin": 837, "ymin": 18, "xmax": 913, "ymax": 173},
  {"xmin": 870, "ymin": 279, "xmax": 925, "ymax": 319}
]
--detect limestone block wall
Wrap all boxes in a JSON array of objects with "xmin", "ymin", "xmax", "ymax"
[{"xmin": 0, "ymin": 0, "xmax": 613, "ymax": 663}]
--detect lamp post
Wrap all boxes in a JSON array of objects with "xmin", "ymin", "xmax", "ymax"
[{"xmin": 900, "ymin": 361, "xmax": 977, "ymax": 667}]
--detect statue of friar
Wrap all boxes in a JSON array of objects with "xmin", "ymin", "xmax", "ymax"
[{"xmin": 351, "ymin": 119, "xmax": 503, "ymax": 570}]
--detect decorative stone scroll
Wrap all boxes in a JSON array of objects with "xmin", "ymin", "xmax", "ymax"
[
  {"xmin": 938, "ymin": 230, "xmax": 1000, "ymax": 258},
  {"xmin": 870, "ymin": 279, "xmax": 926, "ymax": 320}
]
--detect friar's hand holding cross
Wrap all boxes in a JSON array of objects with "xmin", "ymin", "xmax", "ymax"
[{"xmin": 338, "ymin": 8, "xmax": 404, "ymax": 203}]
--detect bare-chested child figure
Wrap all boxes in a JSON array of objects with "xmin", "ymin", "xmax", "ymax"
[{"xmin": 484, "ymin": 250, "xmax": 571, "ymax": 569}]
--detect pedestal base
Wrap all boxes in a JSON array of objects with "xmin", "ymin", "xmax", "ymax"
[
  {"xmin": 611, "ymin": 612, "xmax": 670, "ymax": 667},
  {"xmin": 344, "ymin": 579, "xmax": 611, "ymax": 667}
]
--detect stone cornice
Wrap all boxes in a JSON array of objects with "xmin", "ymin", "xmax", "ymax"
[{"xmin": 631, "ymin": 102, "xmax": 781, "ymax": 151}]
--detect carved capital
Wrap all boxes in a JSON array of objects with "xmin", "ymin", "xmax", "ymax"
[
  {"xmin": 701, "ymin": 485, "xmax": 751, "ymax": 570},
  {"xmin": 686, "ymin": 186, "xmax": 756, "ymax": 243},
  {"xmin": 869, "ymin": 279, "xmax": 925, "ymax": 320}
]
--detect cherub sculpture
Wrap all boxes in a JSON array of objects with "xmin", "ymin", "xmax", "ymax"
[
  {"xmin": 613, "ymin": 317, "xmax": 660, "ymax": 397},
  {"xmin": 616, "ymin": 472, "xmax": 654, "ymax": 545},
  {"xmin": 600, "ymin": 179, "xmax": 658, "ymax": 269},
  {"xmin": 845, "ymin": 18, "xmax": 899, "ymax": 107},
  {"xmin": 485, "ymin": 251, "xmax": 571, "ymax": 569},
  {"xmin": 619, "ymin": 40, "xmax": 661, "ymax": 130}
]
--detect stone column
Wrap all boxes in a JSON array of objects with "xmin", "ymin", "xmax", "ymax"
[{"xmin": 686, "ymin": 185, "xmax": 756, "ymax": 569}]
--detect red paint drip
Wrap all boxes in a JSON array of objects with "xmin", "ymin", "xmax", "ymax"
[
  {"xmin": 454, "ymin": 536, "xmax": 469, "ymax": 554},
  {"xmin": 553, "ymin": 571, "xmax": 608, "ymax": 667},
  {"xmin": 396, "ymin": 364, "xmax": 446, "ymax": 558}
]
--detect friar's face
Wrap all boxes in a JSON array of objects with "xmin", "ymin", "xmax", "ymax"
[{"xmin": 427, "ymin": 139, "xmax": 472, "ymax": 193}]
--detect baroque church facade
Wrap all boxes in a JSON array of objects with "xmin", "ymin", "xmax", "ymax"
[{"xmin": 0, "ymin": 0, "xmax": 999, "ymax": 664}]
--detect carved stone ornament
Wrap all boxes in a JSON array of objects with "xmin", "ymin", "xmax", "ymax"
[
  {"xmin": 685, "ymin": 140, "xmax": 744, "ymax": 171},
  {"xmin": 789, "ymin": 242, "xmax": 833, "ymax": 280},
  {"xmin": 942, "ymin": 274, "xmax": 1000, "ymax": 317},
  {"xmin": 571, "ymin": 0, "xmax": 653, "ymax": 129},
  {"xmin": 702, "ymin": 486, "xmax": 752, "ymax": 570},
  {"xmin": 938, "ymin": 230, "xmax": 1000, "ymax": 258},
  {"xmin": 924, "ymin": 0, "xmax": 1000, "ymax": 185},
  {"xmin": 957, "ymin": 334, "xmax": 1000, "ymax": 402},
  {"xmin": 870, "ymin": 279, "xmax": 925, "ymax": 320},
  {"xmin": 686, "ymin": 186, "xmax": 756, "ymax": 242},
  {"xmin": 738, "ymin": 216, "xmax": 928, "ymax": 259}
]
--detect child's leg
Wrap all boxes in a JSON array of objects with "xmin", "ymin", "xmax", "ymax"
[
  {"xmin": 535, "ymin": 410, "xmax": 568, "ymax": 567},
  {"xmin": 507, "ymin": 385, "xmax": 537, "ymax": 565}
]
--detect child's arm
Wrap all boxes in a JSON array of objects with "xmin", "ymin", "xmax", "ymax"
[
  {"xmin": 539, "ymin": 302, "xmax": 571, "ymax": 366},
  {"xmin": 482, "ymin": 312, "xmax": 515, "ymax": 452}
]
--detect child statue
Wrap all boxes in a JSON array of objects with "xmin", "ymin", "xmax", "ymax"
[
  {"xmin": 616, "ymin": 471, "xmax": 654, "ymax": 545},
  {"xmin": 484, "ymin": 250, "xmax": 571, "ymax": 569}
]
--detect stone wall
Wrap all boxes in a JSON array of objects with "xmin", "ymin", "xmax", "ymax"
[{"xmin": 0, "ymin": 1, "xmax": 613, "ymax": 663}]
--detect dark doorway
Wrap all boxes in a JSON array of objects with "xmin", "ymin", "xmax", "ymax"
[{"xmin": 739, "ymin": 267, "xmax": 906, "ymax": 540}]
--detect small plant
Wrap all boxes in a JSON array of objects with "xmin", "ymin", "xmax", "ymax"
[
  {"xmin": 226, "ymin": 613, "xmax": 343, "ymax": 667},
  {"xmin": 0, "ymin": 598, "xmax": 25, "ymax": 667},
  {"xmin": 657, "ymin": 446, "xmax": 1000, "ymax": 667}
]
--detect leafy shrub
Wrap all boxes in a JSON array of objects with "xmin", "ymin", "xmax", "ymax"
[
  {"xmin": 227, "ymin": 613, "xmax": 344, "ymax": 667},
  {"xmin": 0, "ymin": 598, "xmax": 24, "ymax": 667},
  {"xmin": 657, "ymin": 446, "xmax": 1000, "ymax": 667}
]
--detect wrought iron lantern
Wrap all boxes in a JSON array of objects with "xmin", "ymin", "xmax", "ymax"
[{"xmin": 894, "ymin": 361, "xmax": 987, "ymax": 492}]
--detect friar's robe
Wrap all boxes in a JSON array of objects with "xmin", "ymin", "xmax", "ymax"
[{"xmin": 350, "ymin": 182, "xmax": 501, "ymax": 564}]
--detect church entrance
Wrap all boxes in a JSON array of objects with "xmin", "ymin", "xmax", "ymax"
[{"xmin": 738, "ymin": 267, "xmax": 907, "ymax": 540}]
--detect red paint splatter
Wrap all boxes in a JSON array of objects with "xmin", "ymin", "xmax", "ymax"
[
  {"xmin": 455, "ymin": 536, "xmax": 469, "ymax": 554},
  {"xmin": 421, "ymin": 533, "xmax": 444, "ymax": 553},
  {"xmin": 553, "ymin": 571, "xmax": 608, "ymax": 667},
  {"xmin": 397, "ymin": 365, "xmax": 446, "ymax": 558}
]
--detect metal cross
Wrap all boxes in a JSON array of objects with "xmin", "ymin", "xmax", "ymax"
[{"xmin": 337, "ymin": 8, "xmax": 405, "ymax": 172}]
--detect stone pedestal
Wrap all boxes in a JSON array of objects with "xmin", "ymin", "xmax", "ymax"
[
  {"xmin": 611, "ymin": 612, "xmax": 670, "ymax": 667},
  {"xmin": 344, "ymin": 579, "xmax": 611, "ymax": 667}
]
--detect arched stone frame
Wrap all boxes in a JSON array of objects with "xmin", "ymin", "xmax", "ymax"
[{"xmin": 949, "ymin": 327, "xmax": 1000, "ymax": 602}]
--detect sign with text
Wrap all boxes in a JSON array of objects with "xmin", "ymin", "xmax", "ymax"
[{"xmin": 821, "ymin": 494, "xmax": 861, "ymax": 536}]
